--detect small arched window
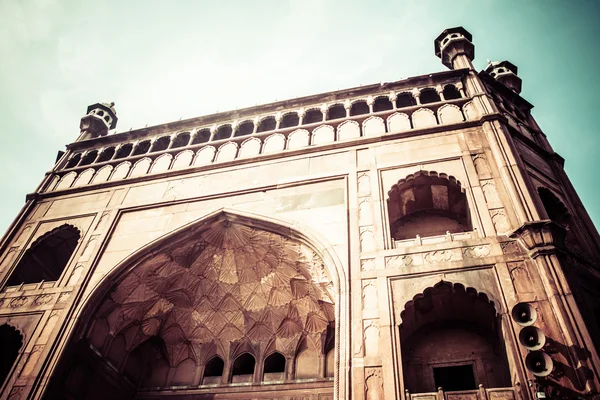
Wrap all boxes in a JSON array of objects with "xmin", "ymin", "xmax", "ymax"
[
  {"xmin": 65, "ymin": 153, "xmax": 82, "ymax": 169},
  {"xmin": 304, "ymin": 109, "xmax": 323, "ymax": 124},
  {"xmin": 420, "ymin": 88, "xmax": 441, "ymax": 104},
  {"xmin": 171, "ymin": 133, "xmax": 190, "ymax": 149},
  {"xmin": 387, "ymin": 171, "xmax": 471, "ymax": 240},
  {"xmin": 373, "ymin": 97, "xmax": 393, "ymax": 112},
  {"xmin": 79, "ymin": 151, "xmax": 98, "ymax": 166},
  {"xmin": 263, "ymin": 352, "xmax": 285, "ymax": 381},
  {"xmin": 234, "ymin": 121, "xmax": 254, "ymax": 137},
  {"xmin": 96, "ymin": 147, "xmax": 116, "ymax": 162},
  {"xmin": 396, "ymin": 92, "xmax": 417, "ymax": 108},
  {"xmin": 443, "ymin": 84, "xmax": 461, "ymax": 100},
  {"xmin": 280, "ymin": 113, "xmax": 299, "ymax": 129},
  {"xmin": 150, "ymin": 136, "xmax": 170, "ymax": 152},
  {"xmin": 5, "ymin": 225, "xmax": 81, "ymax": 286},
  {"xmin": 350, "ymin": 101, "xmax": 369, "ymax": 116},
  {"xmin": 257, "ymin": 117, "xmax": 277, "ymax": 133},
  {"xmin": 202, "ymin": 356, "xmax": 224, "ymax": 385},
  {"xmin": 192, "ymin": 129, "xmax": 211, "ymax": 144},
  {"xmin": 132, "ymin": 141, "xmax": 151, "ymax": 156},
  {"xmin": 327, "ymin": 104, "xmax": 346, "ymax": 120},
  {"xmin": 231, "ymin": 353, "xmax": 255, "ymax": 383},
  {"xmin": 0, "ymin": 324, "xmax": 22, "ymax": 388},
  {"xmin": 213, "ymin": 125, "xmax": 233, "ymax": 141},
  {"xmin": 114, "ymin": 143, "xmax": 133, "ymax": 159}
]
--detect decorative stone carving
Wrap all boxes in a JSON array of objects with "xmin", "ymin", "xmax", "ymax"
[
  {"xmin": 361, "ymin": 259, "xmax": 376, "ymax": 272},
  {"xmin": 21, "ymin": 345, "xmax": 43, "ymax": 377},
  {"xmin": 359, "ymin": 228, "xmax": 376, "ymax": 253},
  {"xmin": 362, "ymin": 281, "xmax": 378, "ymax": 310},
  {"xmin": 57, "ymin": 292, "xmax": 72, "ymax": 304},
  {"xmin": 95, "ymin": 211, "xmax": 110, "ymax": 231},
  {"xmin": 387, "ymin": 112, "xmax": 411, "ymax": 133},
  {"xmin": 481, "ymin": 180, "xmax": 501, "ymax": 207},
  {"xmin": 473, "ymin": 154, "xmax": 492, "ymax": 178},
  {"xmin": 501, "ymin": 241, "xmax": 521, "ymax": 254},
  {"xmin": 8, "ymin": 386, "xmax": 24, "ymax": 400},
  {"xmin": 365, "ymin": 367, "xmax": 384, "ymax": 400},
  {"xmin": 385, "ymin": 255, "xmax": 413, "ymax": 268},
  {"xmin": 34, "ymin": 294, "xmax": 54, "ymax": 306},
  {"xmin": 0, "ymin": 246, "xmax": 19, "ymax": 274},
  {"xmin": 364, "ymin": 320, "xmax": 380, "ymax": 357},
  {"xmin": 9, "ymin": 297, "xmax": 28, "ymax": 308},
  {"xmin": 358, "ymin": 198, "xmax": 374, "ymax": 226},
  {"xmin": 362, "ymin": 116, "xmax": 386, "ymax": 137},
  {"xmin": 462, "ymin": 245, "xmax": 491, "ymax": 259},
  {"xmin": 357, "ymin": 173, "xmax": 371, "ymax": 196},
  {"xmin": 109, "ymin": 161, "xmax": 131, "ymax": 181},
  {"xmin": 79, "ymin": 235, "xmax": 99, "ymax": 262},
  {"xmin": 423, "ymin": 250, "xmax": 453, "ymax": 264},
  {"xmin": 90, "ymin": 221, "xmax": 335, "ymax": 366},
  {"xmin": 411, "ymin": 108, "xmax": 437, "ymax": 129},
  {"xmin": 491, "ymin": 209, "xmax": 510, "ymax": 234},
  {"xmin": 509, "ymin": 262, "xmax": 534, "ymax": 295}
]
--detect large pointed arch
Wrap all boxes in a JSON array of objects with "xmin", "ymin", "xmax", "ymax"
[{"xmin": 45, "ymin": 209, "xmax": 347, "ymax": 399}]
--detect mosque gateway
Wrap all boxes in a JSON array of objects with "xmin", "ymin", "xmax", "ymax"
[{"xmin": 0, "ymin": 27, "xmax": 599, "ymax": 400}]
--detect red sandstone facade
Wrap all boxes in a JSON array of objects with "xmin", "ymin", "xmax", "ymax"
[{"xmin": 0, "ymin": 27, "xmax": 599, "ymax": 400}]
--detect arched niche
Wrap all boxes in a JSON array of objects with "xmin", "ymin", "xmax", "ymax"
[
  {"xmin": 45, "ymin": 210, "xmax": 344, "ymax": 399},
  {"xmin": 387, "ymin": 171, "xmax": 472, "ymax": 240},
  {"xmin": 5, "ymin": 224, "xmax": 81, "ymax": 287},
  {"xmin": 399, "ymin": 281, "xmax": 511, "ymax": 393},
  {"xmin": 537, "ymin": 187, "xmax": 577, "ymax": 246},
  {"xmin": 0, "ymin": 324, "xmax": 23, "ymax": 389}
]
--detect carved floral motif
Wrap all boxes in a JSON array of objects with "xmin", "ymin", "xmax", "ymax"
[
  {"xmin": 462, "ymin": 245, "xmax": 491, "ymax": 259},
  {"xmin": 423, "ymin": 250, "xmax": 453, "ymax": 264},
  {"xmin": 385, "ymin": 255, "xmax": 413, "ymax": 268}
]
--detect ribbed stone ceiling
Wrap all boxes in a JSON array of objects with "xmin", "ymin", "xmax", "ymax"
[{"xmin": 91, "ymin": 220, "xmax": 335, "ymax": 365}]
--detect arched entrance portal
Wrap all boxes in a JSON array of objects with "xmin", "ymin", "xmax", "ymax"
[
  {"xmin": 400, "ymin": 281, "xmax": 511, "ymax": 394},
  {"xmin": 46, "ymin": 212, "xmax": 338, "ymax": 399}
]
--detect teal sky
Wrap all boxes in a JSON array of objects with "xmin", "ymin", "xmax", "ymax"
[{"xmin": 1, "ymin": 0, "xmax": 599, "ymax": 235}]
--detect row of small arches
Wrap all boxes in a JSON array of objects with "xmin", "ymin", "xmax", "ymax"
[
  {"xmin": 65, "ymin": 85, "xmax": 463, "ymax": 170},
  {"xmin": 138, "ymin": 349, "xmax": 334, "ymax": 388},
  {"xmin": 51, "ymin": 104, "xmax": 477, "ymax": 192}
]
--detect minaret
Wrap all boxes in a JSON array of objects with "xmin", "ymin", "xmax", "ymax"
[
  {"xmin": 434, "ymin": 27, "xmax": 475, "ymax": 70},
  {"xmin": 485, "ymin": 60, "xmax": 523, "ymax": 94},
  {"xmin": 78, "ymin": 102, "xmax": 118, "ymax": 140}
]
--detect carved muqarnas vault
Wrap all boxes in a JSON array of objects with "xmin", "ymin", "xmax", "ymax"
[{"xmin": 53, "ymin": 216, "xmax": 336, "ymax": 398}]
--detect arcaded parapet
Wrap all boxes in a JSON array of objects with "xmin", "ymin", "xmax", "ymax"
[
  {"xmin": 110, "ymin": 161, "xmax": 131, "ymax": 180},
  {"xmin": 287, "ymin": 129, "xmax": 310, "ymax": 149},
  {"xmin": 387, "ymin": 112, "xmax": 411, "ymax": 133},
  {"xmin": 91, "ymin": 165, "xmax": 113, "ymax": 184},
  {"xmin": 72, "ymin": 168, "xmax": 94, "ymax": 187},
  {"xmin": 362, "ymin": 116, "xmax": 385, "ymax": 137},
  {"xmin": 171, "ymin": 150, "xmax": 194, "ymax": 170},
  {"xmin": 194, "ymin": 146, "xmax": 215, "ymax": 166},
  {"xmin": 238, "ymin": 138, "xmax": 261, "ymax": 158},
  {"xmin": 437, "ymin": 104, "xmax": 464, "ymax": 124},
  {"xmin": 411, "ymin": 108, "xmax": 437, "ymax": 129},
  {"xmin": 129, "ymin": 157, "xmax": 152, "ymax": 177},
  {"xmin": 55, "ymin": 171, "xmax": 77, "ymax": 190},
  {"xmin": 337, "ymin": 120, "xmax": 360, "ymax": 141},
  {"xmin": 149, "ymin": 153, "xmax": 173, "ymax": 174},
  {"xmin": 262, "ymin": 133, "xmax": 286, "ymax": 153},
  {"xmin": 215, "ymin": 142, "xmax": 238, "ymax": 162},
  {"xmin": 312, "ymin": 125, "xmax": 335, "ymax": 145}
]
